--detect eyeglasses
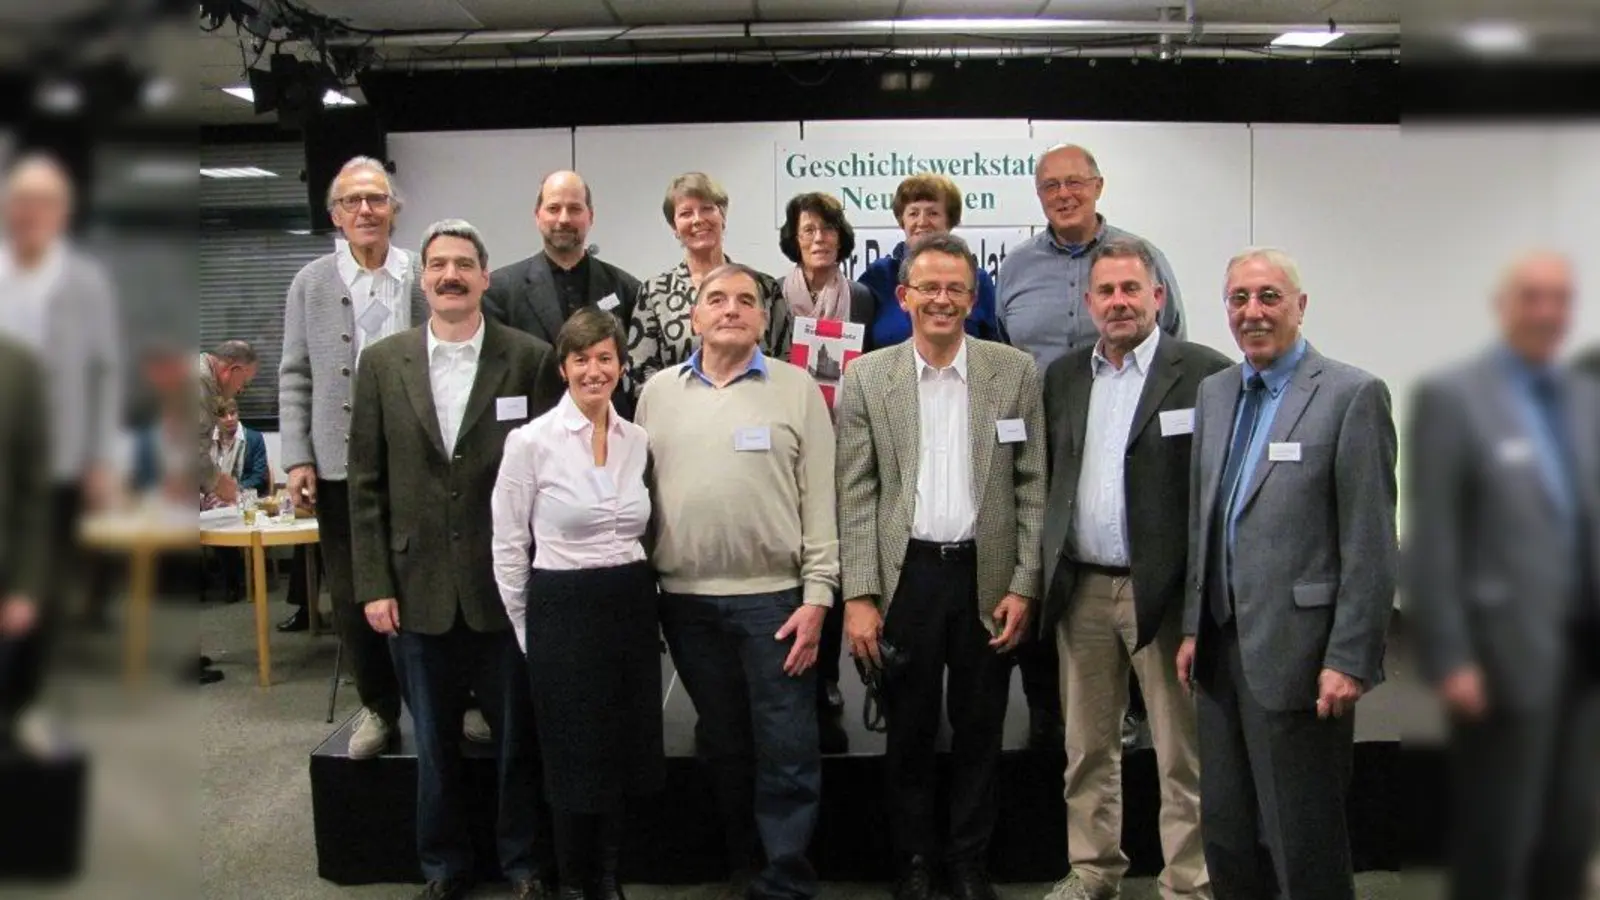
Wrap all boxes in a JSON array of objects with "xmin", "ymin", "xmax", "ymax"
[
  {"xmin": 1037, "ymin": 176, "xmax": 1101, "ymax": 195},
  {"xmin": 1224, "ymin": 287, "xmax": 1290, "ymax": 309},
  {"xmin": 798, "ymin": 224, "xmax": 837, "ymax": 239},
  {"xmin": 334, "ymin": 192, "xmax": 392, "ymax": 213},
  {"xmin": 909, "ymin": 283, "xmax": 973, "ymax": 300}
]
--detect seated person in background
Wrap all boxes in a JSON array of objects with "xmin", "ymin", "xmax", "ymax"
[{"xmin": 205, "ymin": 399, "xmax": 269, "ymax": 506}]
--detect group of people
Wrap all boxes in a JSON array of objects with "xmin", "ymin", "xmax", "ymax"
[{"xmin": 181, "ymin": 141, "xmax": 1597, "ymax": 900}]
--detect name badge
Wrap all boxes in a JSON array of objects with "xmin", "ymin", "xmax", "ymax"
[
  {"xmin": 1159, "ymin": 408, "xmax": 1196, "ymax": 437},
  {"xmin": 735, "ymin": 426, "xmax": 772, "ymax": 452},
  {"xmin": 356, "ymin": 299, "xmax": 390, "ymax": 336},
  {"xmin": 1268, "ymin": 442, "xmax": 1302, "ymax": 463},
  {"xmin": 995, "ymin": 418, "xmax": 1027, "ymax": 444},
  {"xmin": 496, "ymin": 396, "xmax": 529, "ymax": 421},
  {"xmin": 1496, "ymin": 438, "xmax": 1536, "ymax": 465},
  {"xmin": 597, "ymin": 293, "xmax": 621, "ymax": 312}
]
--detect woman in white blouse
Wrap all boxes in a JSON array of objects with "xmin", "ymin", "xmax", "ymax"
[{"xmin": 491, "ymin": 307, "xmax": 661, "ymax": 900}]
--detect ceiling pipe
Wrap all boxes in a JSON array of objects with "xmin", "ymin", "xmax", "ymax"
[
  {"xmin": 322, "ymin": 17, "xmax": 1397, "ymax": 49},
  {"xmin": 364, "ymin": 45, "xmax": 1399, "ymax": 71}
]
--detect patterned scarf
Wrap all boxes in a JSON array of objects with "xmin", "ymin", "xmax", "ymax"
[{"xmin": 782, "ymin": 266, "xmax": 850, "ymax": 322}]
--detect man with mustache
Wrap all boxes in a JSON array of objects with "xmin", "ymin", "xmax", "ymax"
[
  {"xmin": 1178, "ymin": 248, "xmax": 1397, "ymax": 900},
  {"xmin": 837, "ymin": 233, "xmax": 1046, "ymax": 900},
  {"xmin": 279, "ymin": 156, "xmax": 425, "ymax": 756},
  {"xmin": 1000, "ymin": 143, "xmax": 1187, "ymax": 751},
  {"xmin": 349, "ymin": 219, "xmax": 561, "ymax": 900},
  {"xmin": 485, "ymin": 171, "xmax": 643, "ymax": 417},
  {"xmin": 1039, "ymin": 238, "xmax": 1228, "ymax": 900}
]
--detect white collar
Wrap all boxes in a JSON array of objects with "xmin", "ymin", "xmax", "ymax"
[
  {"xmin": 914, "ymin": 337, "xmax": 969, "ymax": 383},
  {"xmin": 427, "ymin": 314, "xmax": 486, "ymax": 358},
  {"xmin": 335, "ymin": 243, "xmax": 409, "ymax": 287},
  {"xmin": 0, "ymin": 240, "xmax": 65, "ymax": 281},
  {"xmin": 1091, "ymin": 327, "xmax": 1161, "ymax": 377},
  {"xmin": 556, "ymin": 390, "xmax": 623, "ymax": 436}
]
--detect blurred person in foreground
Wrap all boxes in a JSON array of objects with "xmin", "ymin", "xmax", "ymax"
[
  {"xmin": 0, "ymin": 152, "xmax": 122, "ymax": 620},
  {"xmin": 1404, "ymin": 250, "xmax": 1600, "ymax": 900},
  {"xmin": 0, "ymin": 337, "xmax": 49, "ymax": 751}
]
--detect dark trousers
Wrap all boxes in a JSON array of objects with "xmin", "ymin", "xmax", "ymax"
[
  {"xmin": 3, "ymin": 484, "xmax": 80, "ymax": 724},
  {"xmin": 1195, "ymin": 621, "xmax": 1355, "ymax": 900},
  {"xmin": 1015, "ymin": 623, "xmax": 1060, "ymax": 714},
  {"xmin": 391, "ymin": 616, "xmax": 541, "ymax": 883},
  {"xmin": 284, "ymin": 545, "xmax": 319, "ymax": 608},
  {"xmin": 319, "ymin": 479, "xmax": 403, "ymax": 724},
  {"xmin": 1445, "ymin": 635, "xmax": 1600, "ymax": 900},
  {"xmin": 660, "ymin": 589, "xmax": 821, "ymax": 900},
  {"xmin": 882, "ymin": 543, "xmax": 1013, "ymax": 865},
  {"xmin": 816, "ymin": 593, "xmax": 844, "ymax": 691}
]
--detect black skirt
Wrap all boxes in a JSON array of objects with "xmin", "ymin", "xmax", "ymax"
[{"xmin": 525, "ymin": 560, "xmax": 665, "ymax": 812}]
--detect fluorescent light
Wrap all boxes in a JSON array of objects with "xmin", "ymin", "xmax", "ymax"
[
  {"xmin": 1457, "ymin": 20, "xmax": 1532, "ymax": 55},
  {"xmin": 322, "ymin": 89, "xmax": 356, "ymax": 106},
  {"xmin": 1271, "ymin": 30, "xmax": 1345, "ymax": 48},
  {"xmin": 200, "ymin": 167, "xmax": 279, "ymax": 179},
  {"xmin": 222, "ymin": 85, "xmax": 255, "ymax": 102}
]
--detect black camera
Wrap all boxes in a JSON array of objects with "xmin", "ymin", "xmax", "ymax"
[{"xmin": 854, "ymin": 637, "xmax": 910, "ymax": 732}]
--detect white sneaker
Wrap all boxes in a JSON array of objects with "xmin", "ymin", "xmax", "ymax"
[
  {"xmin": 1045, "ymin": 872, "xmax": 1117, "ymax": 900},
  {"xmin": 346, "ymin": 707, "xmax": 394, "ymax": 760},
  {"xmin": 462, "ymin": 709, "xmax": 492, "ymax": 743}
]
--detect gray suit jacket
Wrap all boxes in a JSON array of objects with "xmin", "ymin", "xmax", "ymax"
[
  {"xmin": 837, "ymin": 339, "xmax": 1047, "ymax": 628},
  {"xmin": 278, "ymin": 251, "xmax": 428, "ymax": 480},
  {"xmin": 42, "ymin": 250, "xmax": 121, "ymax": 483},
  {"xmin": 1403, "ymin": 350, "xmax": 1600, "ymax": 710},
  {"xmin": 347, "ymin": 318, "xmax": 561, "ymax": 636},
  {"xmin": 1183, "ymin": 343, "xmax": 1398, "ymax": 712},
  {"xmin": 0, "ymin": 338, "xmax": 49, "ymax": 602}
]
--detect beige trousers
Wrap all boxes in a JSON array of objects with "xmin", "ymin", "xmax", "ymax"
[{"xmin": 1057, "ymin": 571, "xmax": 1210, "ymax": 899}]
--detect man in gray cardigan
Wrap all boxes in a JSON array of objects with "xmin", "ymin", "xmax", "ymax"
[{"xmin": 278, "ymin": 156, "xmax": 427, "ymax": 758}]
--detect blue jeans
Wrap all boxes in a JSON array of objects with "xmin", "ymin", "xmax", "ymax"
[
  {"xmin": 390, "ymin": 620, "xmax": 542, "ymax": 884},
  {"xmin": 661, "ymin": 589, "xmax": 821, "ymax": 900}
]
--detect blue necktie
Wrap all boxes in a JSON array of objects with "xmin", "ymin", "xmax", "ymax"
[{"xmin": 1208, "ymin": 374, "xmax": 1266, "ymax": 625}]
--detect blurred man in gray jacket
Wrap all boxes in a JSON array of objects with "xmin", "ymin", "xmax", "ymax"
[{"xmin": 1404, "ymin": 251, "xmax": 1600, "ymax": 900}]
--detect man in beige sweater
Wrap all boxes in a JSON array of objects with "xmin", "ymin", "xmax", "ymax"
[{"xmin": 636, "ymin": 262, "xmax": 839, "ymax": 900}]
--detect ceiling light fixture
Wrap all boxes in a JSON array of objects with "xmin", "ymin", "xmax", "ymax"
[
  {"xmin": 200, "ymin": 167, "xmax": 280, "ymax": 179},
  {"xmin": 1271, "ymin": 31, "xmax": 1344, "ymax": 48}
]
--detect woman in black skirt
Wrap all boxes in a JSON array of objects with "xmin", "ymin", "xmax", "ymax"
[{"xmin": 491, "ymin": 307, "xmax": 663, "ymax": 900}]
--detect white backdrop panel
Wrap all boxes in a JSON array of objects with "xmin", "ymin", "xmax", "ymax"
[
  {"xmin": 1030, "ymin": 121, "xmax": 1252, "ymax": 355},
  {"xmin": 388, "ymin": 129, "xmax": 574, "ymax": 268},
  {"xmin": 573, "ymin": 122, "xmax": 802, "ymax": 285},
  {"xmin": 1552, "ymin": 126, "xmax": 1600, "ymax": 351}
]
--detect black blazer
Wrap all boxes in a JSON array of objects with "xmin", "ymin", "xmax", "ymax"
[
  {"xmin": 484, "ymin": 251, "xmax": 642, "ymax": 345},
  {"xmin": 1039, "ymin": 335, "xmax": 1232, "ymax": 649},
  {"xmin": 1575, "ymin": 344, "xmax": 1600, "ymax": 380},
  {"xmin": 347, "ymin": 318, "xmax": 562, "ymax": 636},
  {"xmin": 0, "ymin": 338, "xmax": 47, "ymax": 603}
]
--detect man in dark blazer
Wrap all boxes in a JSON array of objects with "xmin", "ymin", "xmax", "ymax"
[
  {"xmin": 1039, "ymin": 239, "xmax": 1228, "ymax": 900},
  {"xmin": 484, "ymin": 170, "xmax": 642, "ymax": 417},
  {"xmin": 1177, "ymin": 248, "xmax": 1397, "ymax": 900},
  {"xmin": 1575, "ymin": 343, "xmax": 1600, "ymax": 378},
  {"xmin": 1404, "ymin": 251, "xmax": 1600, "ymax": 900},
  {"xmin": 349, "ymin": 219, "xmax": 561, "ymax": 900},
  {"xmin": 0, "ymin": 337, "xmax": 49, "ymax": 747}
]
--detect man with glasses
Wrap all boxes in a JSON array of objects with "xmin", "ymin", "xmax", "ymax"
[
  {"xmin": 837, "ymin": 233, "xmax": 1046, "ymax": 900},
  {"xmin": 279, "ymin": 156, "xmax": 426, "ymax": 759},
  {"xmin": 1178, "ymin": 248, "xmax": 1397, "ymax": 900},
  {"xmin": 998, "ymin": 143, "xmax": 1188, "ymax": 750}
]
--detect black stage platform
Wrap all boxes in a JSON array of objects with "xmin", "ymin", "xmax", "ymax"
[{"xmin": 312, "ymin": 653, "xmax": 1406, "ymax": 886}]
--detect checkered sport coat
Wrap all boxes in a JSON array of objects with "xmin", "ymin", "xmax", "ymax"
[{"xmin": 835, "ymin": 338, "xmax": 1047, "ymax": 631}]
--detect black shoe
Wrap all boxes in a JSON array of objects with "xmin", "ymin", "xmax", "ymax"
[
  {"xmin": 200, "ymin": 668, "xmax": 223, "ymax": 685},
  {"xmin": 1121, "ymin": 709, "xmax": 1150, "ymax": 751},
  {"xmin": 894, "ymin": 855, "xmax": 938, "ymax": 900},
  {"xmin": 1028, "ymin": 704, "xmax": 1064, "ymax": 751},
  {"xmin": 819, "ymin": 678, "xmax": 844, "ymax": 711},
  {"xmin": 947, "ymin": 861, "xmax": 998, "ymax": 900},
  {"xmin": 200, "ymin": 655, "xmax": 214, "ymax": 668},
  {"xmin": 277, "ymin": 607, "xmax": 310, "ymax": 632},
  {"xmin": 511, "ymin": 871, "xmax": 559, "ymax": 900},
  {"xmin": 414, "ymin": 878, "xmax": 473, "ymax": 900},
  {"xmin": 593, "ymin": 839, "xmax": 626, "ymax": 900}
]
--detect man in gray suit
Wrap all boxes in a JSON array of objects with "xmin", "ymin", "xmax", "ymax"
[
  {"xmin": 1176, "ymin": 247, "xmax": 1397, "ymax": 900},
  {"xmin": 278, "ymin": 155, "xmax": 427, "ymax": 756},
  {"xmin": 1404, "ymin": 251, "xmax": 1600, "ymax": 900},
  {"xmin": 1040, "ymin": 238, "xmax": 1228, "ymax": 900},
  {"xmin": 348, "ymin": 219, "xmax": 560, "ymax": 900},
  {"xmin": 837, "ymin": 233, "xmax": 1046, "ymax": 900}
]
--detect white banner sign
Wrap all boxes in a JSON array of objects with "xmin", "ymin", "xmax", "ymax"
[
  {"xmin": 776, "ymin": 140, "xmax": 1044, "ymax": 229},
  {"xmin": 847, "ymin": 227, "xmax": 1036, "ymax": 284}
]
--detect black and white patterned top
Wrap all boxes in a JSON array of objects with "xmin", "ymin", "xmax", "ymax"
[{"xmin": 625, "ymin": 258, "xmax": 793, "ymax": 393}]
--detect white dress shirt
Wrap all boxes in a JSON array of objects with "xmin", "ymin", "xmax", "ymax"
[
  {"xmin": 427, "ymin": 315, "xmax": 485, "ymax": 454},
  {"xmin": 491, "ymin": 392, "xmax": 650, "ymax": 651},
  {"xmin": 336, "ymin": 243, "xmax": 412, "ymax": 365},
  {"xmin": 0, "ymin": 242, "xmax": 64, "ymax": 351},
  {"xmin": 912, "ymin": 338, "xmax": 977, "ymax": 543},
  {"xmin": 1073, "ymin": 328, "xmax": 1160, "ymax": 568}
]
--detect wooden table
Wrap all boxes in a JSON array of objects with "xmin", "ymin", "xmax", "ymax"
[
  {"xmin": 79, "ymin": 510, "xmax": 200, "ymax": 686},
  {"xmin": 199, "ymin": 516, "xmax": 321, "ymax": 687}
]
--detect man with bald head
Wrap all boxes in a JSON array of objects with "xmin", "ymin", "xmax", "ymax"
[
  {"xmin": 486, "ymin": 171, "xmax": 642, "ymax": 415},
  {"xmin": 1405, "ymin": 251, "xmax": 1600, "ymax": 900}
]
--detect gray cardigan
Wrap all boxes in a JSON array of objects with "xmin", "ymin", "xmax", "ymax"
[
  {"xmin": 278, "ymin": 251, "xmax": 427, "ymax": 480},
  {"xmin": 40, "ymin": 249, "xmax": 122, "ymax": 484}
]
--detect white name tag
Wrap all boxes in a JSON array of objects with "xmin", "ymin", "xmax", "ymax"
[
  {"xmin": 496, "ymin": 396, "xmax": 528, "ymax": 421},
  {"xmin": 1268, "ymin": 442, "xmax": 1302, "ymax": 463},
  {"xmin": 1496, "ymin": 438, "xmax": 1536, "ymax": 466},
  {"xmin": 734, "ymin": 426, "xmax": 772, "ymax": 452},
  {"xmin": 1159, "ymin": 408, "xmax": 1196, "ymax": 437},
  {"xmin": 995, "ymin": 418, "xmax": 1027, "ymax": 444},
  {"xmin": 597, "ymin": 293, "xmax": 620, "ymax": 312}
]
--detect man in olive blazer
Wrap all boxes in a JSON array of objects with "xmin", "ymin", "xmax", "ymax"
[
  {"xmin": 347, "ymin": 219, "xmax": 560, "ymax": 900},
  {"xmin": 0, "ymin": 337, "xmax": 49, "ymax": 745}
]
